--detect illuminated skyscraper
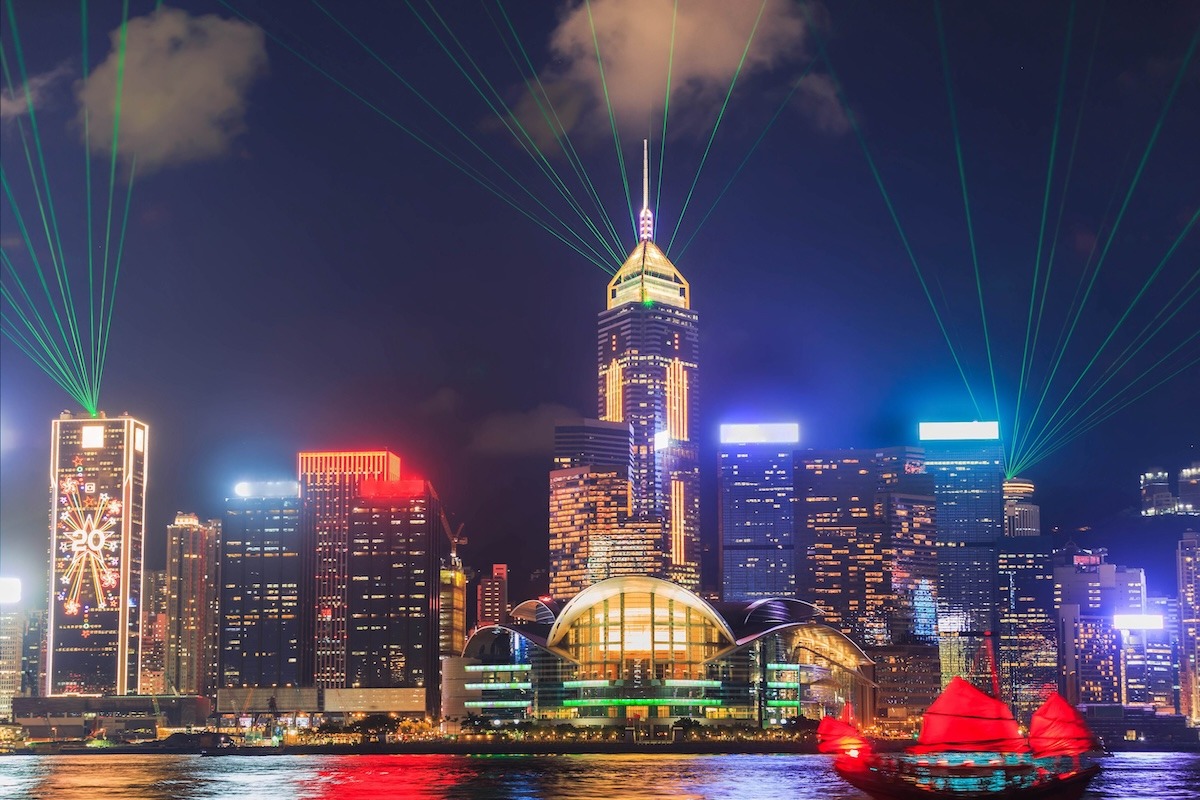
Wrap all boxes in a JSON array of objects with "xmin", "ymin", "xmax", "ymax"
[
  {"xmin": 1178, "ymin": 464, "xmax": 1200, "ymax": 515},
  {"xmin": 0, "ymin": 578, "xmax": 21, "ymax": 721},
  {"xmin": 796, "ymin": 446, "xmax": 935, "ymax": 644},
  {"xmin": 548, "ymin": 465, "xmax": 664, "ymax": 598},
  {"xmin": 345, "ymin": 478, "xmax": 452, "ymax": 717},
  {"xmin": 299, "ymin": 450, "xmax": 402, "ymax": 689},
  {"xmin": 1180, "ymin": 530, "xmax": 1200, "ymax": 723},
  {"xmin": 477, "ymin": 564, "xmax": 510, "ymax": 626},
  {"xmin": 597, "ymin": 144, "xmax": 700, "ymax": 589},
  {"xmin": 718, "ymin": 423, "xmax": 799, "ymax": 601},
  {"xmin": 1003, "ymin": 477, "xmax": 1041, "ymax": 538},
  {"xmin": 140, "ymin": 569, "xmax": 169, "ymax": 694},
  {"xmin": 919, "ymin": 421, "xmax": 1004, "ymax": 689},
  {"xmin": 47, "ymin": 411, "xmax": 148, "ymax": 696},
  {"xmin": 165, "ymin": 513, "xmax": 221, "ymax": 697},
  {"xmin": 1140, "ymin": 470, "xmax": 1174, "ymax": 516},
  {"xmin": 220, "ymin": 481, "xmax": 303, "ymax": 689}
]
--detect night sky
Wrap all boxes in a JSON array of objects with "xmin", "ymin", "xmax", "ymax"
[{"xmin": 2, "ymin": 1, "xmax": 1197, "ymax": 607}]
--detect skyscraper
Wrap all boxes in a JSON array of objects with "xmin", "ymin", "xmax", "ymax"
[
  {"xmin": 919, "ymin": 421, "xmax": 1004, "ymax": 689},
  {"xmin": 47, "ymin": 411, "xmax": 148, "ymax": 696},
  {"xmin": 596, "ymin": 145, "xmax": 700, "ymax": 589},
  {"xmin": 796, "ymin": 446, "xmax": 935, "ymax": 644},
  {"xmin": 548, "ymin": 465, "xmax": 663, "ymax": 598},
  {"xmin": 718, "ymin": 423, "xmax": 799, "ymax": 601},
  {"xmin": 140, "ymin": 569, "xmax": 169, "ymax": 694},
  {"xmin": 165, "ymin": 513, "xmax": 221, "ymax": 697},
  {"xmin": 477, "ymin": 564, "xmax": 509, "ymax": 627},
  {"xmin": 1140, "ymin": 470, "xmax": 1174, "ymax": 516},
  {"xmin": 553, "ymin": 418, "xmax": 632, "ymax": 473},
  {"xmin": 795, "ymin": 446, "xmax": 940, "ymax": 734},
  {"xmin": 0, "ymin": 578, "xmax": 21, "ymax": 721},
  {"xmin": 1003, "ymin": 477, "xmax": 1041, "ymax": 538},
  {"xmin": 1179, "ymin": 465, "xmax": 1200, "ymax": 515},
  {"xmin": 299, "ymin": 450, "xmax": 402, "ymax": 689},
  {"xmin": 1179, "ymin": 530, "xmax": 1200, "ymax": 723},
  {"xmin": 1054, "ymin": 543, "xmax": 1148, "ymax": 705},
  {"xmin": 345, "ymin": 478, "xmax": 449, "ymax": 717},
  {"xmin": 220, "ymin": 481, "xmax": 303, "ymax": 689}
]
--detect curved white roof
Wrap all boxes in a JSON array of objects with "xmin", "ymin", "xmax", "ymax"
[{"xmin": 546, "ymin": 575, "xmax": 736, "ymax": 649}]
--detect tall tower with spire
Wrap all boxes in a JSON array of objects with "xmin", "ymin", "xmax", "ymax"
[{"xmin": 596, "ymin": 140, "xmax": 700, "ymax": 590}]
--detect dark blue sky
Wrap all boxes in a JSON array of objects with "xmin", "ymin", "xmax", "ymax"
[{"xmin": 2, "ymin": 1, "xmax": 1197, "ymax": 604}]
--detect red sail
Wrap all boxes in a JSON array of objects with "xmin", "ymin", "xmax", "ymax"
[
  {"xmin": 817, "ymin": 715, "xmax": 869, "ymax": 755},
  {"xmin": 909, "ymin": 676, "xmax": 1029, "ymax": 753},
  {"xmin": 1030, "ymin": 692, "xmax": 1097, "ymax": 757}
]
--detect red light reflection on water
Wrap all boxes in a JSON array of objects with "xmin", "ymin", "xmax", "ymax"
[{"xmin": 311, "ymin": 754, "xmax": 478, "ymax": 799}]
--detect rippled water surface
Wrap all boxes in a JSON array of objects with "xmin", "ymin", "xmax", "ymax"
[{"xmin": 0, "ymin": 752, "xmax": 1196, "ymax": 799}]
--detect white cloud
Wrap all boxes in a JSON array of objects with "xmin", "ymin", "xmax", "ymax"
[
  {"xmin": 0, "ymin": 64, "xmax": 71, "ymax": 122},
  {"xmin": 533, "ymin": 0, "xmax": 811, "ymax": 138},
  {"xmin": 75, "ymin": 7, "xmax": 267, "ymax": 173},
  {"xmin": 469, "ymin": 403, "xmax": 579, "ymax": 456}
]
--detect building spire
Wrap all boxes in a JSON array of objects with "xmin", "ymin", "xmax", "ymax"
[{"xmin": 639, "ymin": 138, "xmax": 654, "ymax": 242}]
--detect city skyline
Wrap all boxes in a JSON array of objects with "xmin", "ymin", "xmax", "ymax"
[{"xmin": 2, "ymin": 0, "xmax": 1197, "ymax": 609}]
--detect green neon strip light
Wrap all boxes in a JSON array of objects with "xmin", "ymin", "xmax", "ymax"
[
  {"xmin": 464, "ymin": 700, "xmax": 531, "ymax": 709},
  {"xmin": 562, "ymin": 680, "xmax": 611, "ymax": 688},
  {"xmin": 766, "ymin": 663, "xmax": 801, "ymax": 671},
  {"xmin": 463, "ymin": 664, "xmax": 531, "ymax": 672},
  {"xmin": 767, "ymin": 681, "xmax": 799, "ymax": 689},
  {"xmin": 464, "ymin": 682, "xmax": 531, "ymax": 691},
  {"xmin": 663, "ymin": 679, "xmax": 721, "ymax": 688},
  {"xmin": 767, "ymin": 699, "xmax": 803, "ymax": 707},
  {"xmin": 563, "ymin": 697, "xmax": 720, "ymax": 707},
  {"xmin": 667, "ymin": 0, "xmax": 767, "ymax": 255}
]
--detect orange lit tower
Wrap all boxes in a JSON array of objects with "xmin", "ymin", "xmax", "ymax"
[
  {"xmin": 596, "ymin": 141, "xmax": 700, "ymax": 589},
  {"xmin": 299, "ymin": 450, "xmax": 401, "ymax": 688}
]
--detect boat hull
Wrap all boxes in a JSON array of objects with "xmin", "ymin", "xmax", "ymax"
[{"xmin": 834, "ymin": 757, "xmax": 1100, "ymax": 800}]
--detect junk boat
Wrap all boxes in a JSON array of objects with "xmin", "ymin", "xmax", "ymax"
[{"xmin": 818, "ymin": 679, "xmax": 1101, "ymax": 800}]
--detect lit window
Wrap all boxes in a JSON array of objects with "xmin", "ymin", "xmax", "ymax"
[
  {"xmin": 134, "ymin": 427, "xmax": 145, "ymax": 453},
  {"xmin": 81, "ymin": 425, "xmax": 105, "ymax": 449}
]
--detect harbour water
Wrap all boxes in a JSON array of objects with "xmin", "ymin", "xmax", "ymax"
[{"xmin": 0, "ymin": 752, "xmax": 1196, "ymax": 799}]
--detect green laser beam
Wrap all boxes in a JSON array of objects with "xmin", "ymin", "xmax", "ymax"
[
  {"xmin": 585, "ymin": 0, "xmax": 635, "ymax": 240},
  {"xmin": 2, "ymin": 0, "xmax": 87, "ymax": 389},
  {"xmin": 675, "ymin": 59, "xmax": 819, "ymax": 262},
  {"xmin": 411, "ymin": 0, "xmax": 622, "ymax": 265},
  {"xmin": 92, "ymin": 0, "xmax": 130, "ymax": 410},
  {"xmin": 1026, "ymin": 207, "xmax": 1199, "ymax": 454},
  {"xmin": 1, "ymin": 313, "xmax": 92, "ymax": 408},
  {"xmin": 0, "ymin": 37, "xmax": 92, "ymax": 395},
  {"xmin": 655, "ymin": 0, "xmax": 677, "ymax": 231},
  {"xmin": 1016, "ymin": 335, "xmax": 1200, "ymax": 474},
  {"xmin": 935, "ymin": 1, "xmax": 1001, "ymax": 429},
  {"xmin": 0, "ymin": 168, "xmax": 91, "ymax": 396},
  {"xmin": 95, "ymin": 156, "xmax": 136, "ymax": 401},
  {"xmin": 1094, "ymin": 264, "xmax": 1200, "ymax": 387},
  {"xmin": 1011, "ymin": 0, "xmax": 1074, "ymax": 466},
  {"xmin": 667, "ymin": 0, "xmax": 767, "ymax": 255},
  {"xmin": 81, "ymin": 0, "xmax": 99, "ymax": 406},
  {"xmin": 0, "ymin": 251, "xmax": 91, "ymax": 403},
  {"xmin": 217, "ymin": 0, "xmax": 616, "ymax": 274},
  {"xmin": 491, "ymin": 0, "xmax": 626, "ymax": 258},
  {"xmin": 801, "ymin": 2, "xmax": 984, "ymax": 419},
  {"xmin": 1015, "ymin": 20, "xmax": 1200, "ymax": 463},
  {"xmin": 309, "ymin": 0, "xmax": 619, "ymax": 270}
]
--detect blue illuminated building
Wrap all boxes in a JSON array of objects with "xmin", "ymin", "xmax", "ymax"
[{"xmin": 718, "ymin": 423, "xmax": 799, "ymax": 601}]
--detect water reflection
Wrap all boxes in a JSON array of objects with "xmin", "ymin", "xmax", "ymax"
[{"xmin": 0, "ymin": 752, "xmax": 1195, "ymax": 799}]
